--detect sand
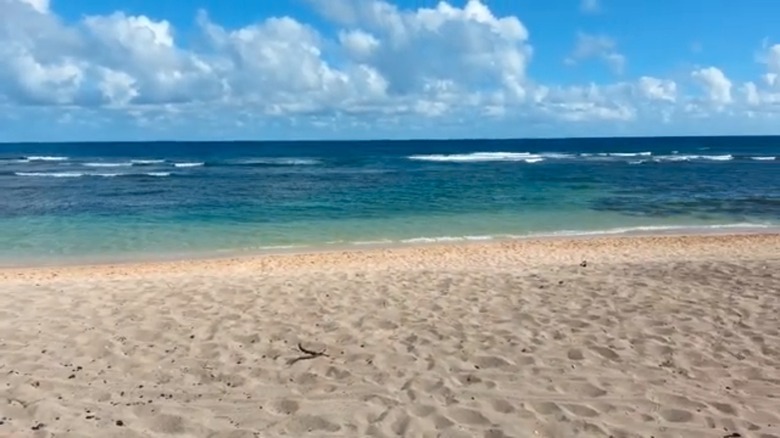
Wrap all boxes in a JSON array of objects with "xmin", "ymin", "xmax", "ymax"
[{"xmin": 1, "ymin": 234, "xmax": 779, "ymax": 438}]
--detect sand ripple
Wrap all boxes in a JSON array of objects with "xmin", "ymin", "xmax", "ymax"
[{"xmin": 1, "ymin": 235, "xmax": 779, "ymax": 437}]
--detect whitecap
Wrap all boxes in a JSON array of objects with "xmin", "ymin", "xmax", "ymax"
[
  {"xmin": 15, "ymin": 171, "xmax": 82, "ymax": 178},
  {"xmin": 539, "ymin": 153, "xmax": 576, "ymax": 159},
  {"xmin": 408, "ymin": 152, "xmax": 541, "ymax": 162},
  {"xmin": 524, "ymin": 158, "xmax": 545, "ymax": 164},
  {"xmin": 146, "ymin": 172, "xmax": 171, "ymax": 177},
  {"xmin": 173, "ymin": 162, "xmax": 205, "ymax": 168},
  {"xmin": 233, "ymin": 158, "xmax": 320, "ymax": 166},
  {"xmin": 609, "ymin": 152, "xmax": 652, "ymax": 157},
  {"xmin": 750, "ymin": 156, "xmax": 776, "ymax": 161},
  {"xmin": 703, "ymin": 154, "xmax": 734, "ymax": 161},
  {"xmin": 654, "ymin": 154, "xmax": 733, "ymax": 162},
  {"xmin": 83, "ymin": 162, "xmax": 133, "ymax": 168},
  {"xmin": 131, "ymin": 159, "xmax": 166, "ymax": 165},
  {"xmin": 24, "ymin": 156, "xmax": 68, "ymax": 162}
]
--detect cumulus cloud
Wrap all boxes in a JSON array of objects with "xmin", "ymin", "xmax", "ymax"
[
  {"xmin": 19, "ymin": 0, "xmax": 47, "ymax": 13},
  {"xmin": 637, "ymin": 77, "xmax": 677, "ymax": 102},
  {"xmin": 691, "ymin": 67, "xmax": 732, "ymax": 105},
  {"xmin": 0, "ymin": 0, "xmax": 778, "ymax": 139},
  {"xmin": 740, "ymin": 43, "xmax": 780, "ymax": 111},
  {"xmin": 565, "ymin": 32, "xmax": 626, "ymax": 74}
]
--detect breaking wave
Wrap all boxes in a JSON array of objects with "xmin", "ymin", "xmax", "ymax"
[
  {"xmin": 131, "ymin": 159, "xmax": 166, "ymax": 165},
  {"xmin": 228, "ymin": 158, "xmax": 321, "ymax": 166},
  {"xmin": 14, "ymin": 171, "xmax": 173, "ymax": 178},
  {"xmin": 83, "ymin": 162, "xmax": 134, "ymax": 168},
  {"xmin": 24, "ymin": 156, "xmax": 69, "ymax": 162},
  {"xmin": 408, "ymin": 152, "xmax": 546, "ymax": 162},
  {"xmin": 653, "ymin": 154, "xmax": 734, "ymax": 162}
]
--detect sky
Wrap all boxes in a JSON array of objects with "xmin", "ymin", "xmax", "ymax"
[{"xmin": 1, "ymin": 0, "xmax": 779, "ymax": 141}]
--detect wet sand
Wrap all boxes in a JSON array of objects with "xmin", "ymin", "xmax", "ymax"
[{"xmin": 1, "ymin": 234, "xmax": 779, "ymax": 437}]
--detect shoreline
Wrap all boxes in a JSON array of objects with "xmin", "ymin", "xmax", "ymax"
[
  {"xmin": 1, "ymin": 222, "xmax": 777, "ymax": 269},
  {"xmin": 3, "ymin": 231, "xmax": 778, "ymax": 281}
]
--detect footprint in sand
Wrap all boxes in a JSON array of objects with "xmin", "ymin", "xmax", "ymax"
[
  {"xmin": 284, "ymin": 415, "xmax": 340, "ymax": 434},
  {"xmin": 562, "ymin": 403, "xmax": 600, "ymax": 418},
  {"xmin": 659, "ymin": 408, "xmax": 694, "ymax": 423},
  {"xmin": 490, "ymin": 399, "xmax": 516, "ymax": 414},
  {"xmin": 271, "ymin": 399, "xmax": 300, "ymax": 415},
  {"xmin": 567, "ymin": 348, "xmax": 585, "ymax": 361},
  {"xmin": 474, "ymin": 355, "xmax": 514, "ymax": 369},
  {"xmin": 589, "ymin": 345, "xmax": 621, "ymax": 361},
  {"xmin": 448, "ymin": 407, "xmax": 491, "ymax": 425},
  {"xmin": 147, "ymin": 414, "xmax": 187, "ymax": 434}
]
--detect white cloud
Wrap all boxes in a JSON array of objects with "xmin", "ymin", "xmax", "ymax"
[
  {"xmin": 769, "ymin": 45, "xmax": 780, "ymax": 72},
  {"xmin": 743, "ymin": 82, "xmax": 760, "ymax": 105},
  {"xmin": 565, "ymin": 32, "xmax": 626, "ymax": 74},
  {"xmin": 19, "ymin": 0, "xmax": 48, "ymax": 13},
  {"xmin": 638, "ymin": 76, "xmax": 677, "ymax": 102},
  {"xmin": 0, "ymin": 0, "xmax": 779, "ymax": 140},
  {"xmin": 580, "ymin": 0, "xmax": 600, "ymax": 14},
  {"xmin": 739, "ymin": 43, "xmax": 780, "ymax": 111},
  {"xmin": 339, "ymin": 29, "xmax": 380, "ymax": 59},
  {"xmin": 691, "ymin": 66, "xmax": 732, "ymax": 105},
  {"xmin": 324, "ymin": 0, "xmax": 531, "ymax": 101}
]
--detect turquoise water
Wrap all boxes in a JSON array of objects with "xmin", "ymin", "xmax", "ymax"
[{"xmin": 1, "ymin": 137, "xmax": 778, "ymax": 264}]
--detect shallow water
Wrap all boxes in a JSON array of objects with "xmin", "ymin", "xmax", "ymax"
[{"xmin": 1, "ymin": 136, "xmax": 778, "ymax": 263}]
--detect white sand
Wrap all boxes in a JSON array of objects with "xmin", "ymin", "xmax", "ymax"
[{"xmin": 1, "ymin": 234, "xmax": 779, "ymax": 437}]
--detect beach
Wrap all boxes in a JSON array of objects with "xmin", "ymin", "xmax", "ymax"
[{"xmin": 1, "ymin": 233, "xmax": 779, "ymax": 438}]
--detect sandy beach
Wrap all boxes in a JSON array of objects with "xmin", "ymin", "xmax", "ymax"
[{"xmin": 1, "ymin": 233, "xmax": 779, "ymax": 438}]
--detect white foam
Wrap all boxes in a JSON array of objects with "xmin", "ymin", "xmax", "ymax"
[
  {"xmin": 654, "ymin": 154, "xmax": 733, "ymax": 162},
  {"xmin": 535, "ymin": 223, "xmax": 773, "ymax": 237},
  {"xmin": 628, "ymin": 160, "xmax": 646, "ymax": 165},
  {"xmin": 704, "ymin": 154, "xmax": 734, "ymax": 161},
  {"xmin": 750, "ymin": 156, "xmax": 776, "ymax": 161},
  {"xmin": 173, "ymin": 162, "xmax": 204, "ymax": 168},
  {"xmin": 237, "ymin": 158, "xmax": 320, "ymax": 166},
  {"xmin": 351, "ymin": 239, "xmax": 394, "ymax": 246},
  {"xmin": 609, "ymin": 152, "xmax": 652, "ymax": 157},
  {"xmin": 524, "ymin": 158, "xmax": 545, "ymax": 164},
  {"xmin": 15, "ymin": 171, "xmax": 82, "ymax": 178},
  {"xmin": 131, "ymin": 159, "xmax": 165, "ymax": 165},
  {"xmin": 24, "ymin": 156, "xmax": 69, "ymax": 162},
  {"xmin": 539, "ymin": 153, "xmax": 576, "ymax": 159},
  {"xmin": 400, "ymin": 235, "xmax": 497, "ymax": 244},
  {"xmin": 387, "ymin": 224, "xmax": 775, "ymax": 247},
  {"xmin": 408, "ymin": 152, "xmax": 541, "ymax": 162},
  {"xmin": 83, "ymin": 162, "xmax": 133, "ymax": 168},
  {"xmin": 146, "ymin": 172, "xmax": 171, "ymax": 177}
]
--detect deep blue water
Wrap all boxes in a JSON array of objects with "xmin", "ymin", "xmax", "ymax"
[{"xmin": 1, "ymin": 136, "xmax": 778, "ymax": 263}]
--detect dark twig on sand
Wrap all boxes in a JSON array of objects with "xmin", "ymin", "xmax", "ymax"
[
  {"xmin": 297, "ymin": 343, "xmax": 328, "ymax": 357},
  {"xmin": 286, "ymin": 343, "xmax": 329, "ymax": 366}
]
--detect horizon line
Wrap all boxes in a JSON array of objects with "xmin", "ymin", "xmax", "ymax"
[{"xmin": 2, "ymin": 133, "xmax": 780, "ymax": 145}]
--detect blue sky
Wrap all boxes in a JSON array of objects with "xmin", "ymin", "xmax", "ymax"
[{"xmin": 1, "ymin": 0, "xmax": 779, "ymax": 141}]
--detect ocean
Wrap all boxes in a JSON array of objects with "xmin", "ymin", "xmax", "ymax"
[{"xmin": 1, "ymin": 136, "xmax": 778, "ymax": 265}]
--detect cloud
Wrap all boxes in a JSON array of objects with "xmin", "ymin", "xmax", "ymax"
[
  {"xmin": 0, "ymin": 0, "xmax": 778, "ymax": 140},
  {"xmin": 580, "ymin": 0, "xmax": 600, "ymax": 14},
  {"xmin": 19, "ymin": 0, "xmax": 47, "ymax": 13},
  {"xmin": 764, "ymin": 44, "xmax": 780, "ymax": 75},
  {"xmin": 691, "ymin": 67, "xmax": 732, "ymax": 105},
  {"xmin": 637, "ymin": 76, "xmax": 677, "ymax": 102},
  {"xmin": 565, "ymin": 32, "xmax": 626, "ymax": 74},
  {"xmin": 739, "ymin": 42, "xmax": 780, "ymax": 111}
]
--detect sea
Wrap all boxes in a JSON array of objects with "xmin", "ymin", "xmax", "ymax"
[{"xmin": 1, "ymin": 136, "xmax": 778, "ymax": 265}]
